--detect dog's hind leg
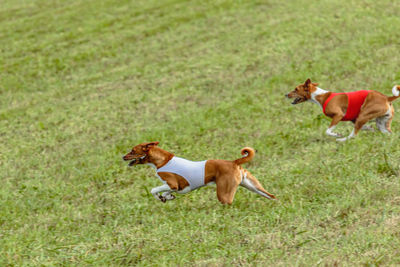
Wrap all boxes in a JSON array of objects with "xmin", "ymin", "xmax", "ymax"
[
  {"xmin": 215, "ymin": 174, "xmax": 241, "ymax": 204},
  {"xmin": 240, "ymin": 171, "xmax": 276, "ymax": 200},
  {"xmin": 376, "ymin": 106, "xmax": 394, "ymax": 133},
  {"xmin": 338, "ymin": 107, "xmax": 388, "ymax": 141},
  {"xmin": 376, "ymin": 116, "xmax": 389, "ymax": 133},
  {"xmin": 385, "ymin": 106, "xmax": 394, "ymax": 133}
]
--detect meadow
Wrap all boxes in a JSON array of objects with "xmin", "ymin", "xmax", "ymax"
[{"xmin": 1, "ymin": 0, "xmax": 400, "ymax": 265}]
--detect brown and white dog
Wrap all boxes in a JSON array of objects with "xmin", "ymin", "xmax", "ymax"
[
  {"xmin": 285, "ymin": 79, "xmax": 400, "ymax": 141},
  {"xmin": 122, "ymin": 142, "xmax": 276, "ymax": 204}
]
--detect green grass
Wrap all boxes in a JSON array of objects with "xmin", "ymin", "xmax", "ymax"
[{"xmin": 1, "ymin": 0, "xmax": 400, "ymax": 265}]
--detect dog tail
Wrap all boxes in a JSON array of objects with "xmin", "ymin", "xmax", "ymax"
[
  {"xmin": 388, "ymin": 85, "xmax": 400, "ymax": 102},
  {"xmin": 234, "ymin": 147, "xmax": 255, "ymax": 165}
]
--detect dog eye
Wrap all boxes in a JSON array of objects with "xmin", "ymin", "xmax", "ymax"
[{"xmin": 295, "ymin": 88, "xmax": 298, "ymax": 91}]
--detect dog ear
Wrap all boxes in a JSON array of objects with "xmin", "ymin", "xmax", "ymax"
[
  {"xmin": 143, "ymin": 142, "xmax": 159, "ymax": 151},
  {"xmin": 312, "ymin": 82, "xmax": 319, "ymax": 86},
  {"xmin": 304, "ymin": 78, "xmax": 312, "ymax": 87},
  {"xmin": 148, "ymin": 141, "xmax": 159, "ymax": 146}
]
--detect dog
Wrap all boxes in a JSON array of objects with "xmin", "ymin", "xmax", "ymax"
[
  {"xmin": 285, "ymin": 78, "xmax": 400, "ymax": 141},
  {"xmin": 122, "ymin": 142, "xmax": 276, "ymax": 204}
]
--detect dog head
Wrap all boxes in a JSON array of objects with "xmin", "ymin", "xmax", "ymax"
[
  {"xmin": 122, "ymin": 142, "xmax": 159, "ymax": 166},
  {"xmin": 285, "ymin": 78, "xmax": 319, "ymax": 104}
]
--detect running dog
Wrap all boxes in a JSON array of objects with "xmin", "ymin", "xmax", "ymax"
[
  {"xmin": 123, "ymin": 142, "xmax": 276, "ymax": 204},
  {"xmin": 285, "ymin": 78, "xmax": 400, "ymax": 141}
]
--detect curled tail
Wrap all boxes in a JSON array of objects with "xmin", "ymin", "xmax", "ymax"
[
  {"xmin": 388, "ymin": 85, "xmax": 400, "ymax": 102},
  {"xmin": 234, "ymin": 147, "xmax": 255, "ymax": 165}
]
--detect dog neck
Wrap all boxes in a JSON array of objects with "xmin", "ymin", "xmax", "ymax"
[
  {"xmin": 309, "ymin": 87, "xmax": 330, "ymax": 108},
  {"xmin": 147, "ymin": 147, "xmax": 174, "ymax": 169}
]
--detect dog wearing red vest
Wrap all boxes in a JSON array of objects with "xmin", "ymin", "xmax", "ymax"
[{"xmin": 285, "ymin": 79, "xmax": 400, "ymax": 141}]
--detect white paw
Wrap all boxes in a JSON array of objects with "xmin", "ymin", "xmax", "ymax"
[
  {"xmin": 159, "ymin": 195, "xmax": 167, "ymax": 203},
  {"xmin": 336, "ymin": 137, "xmax": 348, "ymax": 142},
  {"xmin": 162, "ymin": 192, "xmax": 176, "ymax": 200},
  {"xmin": 153, "ymin": 193, "xmax": 167, "ymax": 202},
  {"xmin": 326, "ymin": 126, "xmax": 342, "ymax": 138}
]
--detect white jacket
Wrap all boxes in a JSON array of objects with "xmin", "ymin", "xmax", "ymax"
[{"xmin": 156, "ymin": 157, "xmax": 207, "ymax": 190}]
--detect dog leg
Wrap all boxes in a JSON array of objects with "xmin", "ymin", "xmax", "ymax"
[
  {"xmin": 177, "ymin": 186, "xmax": 191, "ymax": 194},
  {"xmin": 151, "ymin": 184, "xmax": 173, "ymax": 202},
  {"xmin": 376, "ymin": 116, "xmax": 390, "ymax": 133},
  {"xmin": 326, "ymin": 125, "xmax": 342, "ymax": 137},
  {"xmin": 153, "ymin": 173, "xmax": 191, "ymax": 201},
  {"xmin": 386, "ymin": 105, "xmax": 395, "ymax": 133},
  {"xmin": 161, "ymin": 192, "xmax": 176, "ymax": 200},
  {"xmin": 338, "ymin": 107, "xmax": 388, "ymax": 141},
  {"xmin": 326, "ymin": 115, "xmax": 344, "ymax": 137},
  {"xmin": 240, "ymin": 171, "xmax": 276, "ymax": 200},
  {"xmin": 376, "ymin": 107, "xmax": 393, "ymax": 134},
  {"xmin": 215, "ymin": 174, "xmax": 241, "ymax": 204},
  {"xmin": 385, "ymin": 113, "xmax": 393, "ymax": 133}
]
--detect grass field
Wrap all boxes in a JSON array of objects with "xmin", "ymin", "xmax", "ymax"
[{"xmin": 1, "ymin": 0, "xmax": 400, "ymax": 265}]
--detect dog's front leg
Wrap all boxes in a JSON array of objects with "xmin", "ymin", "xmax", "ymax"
[
  {"xmin": 161, "ymin": 192, "xmax": 176, "ymax": 200},
  {"xmin": 150, "ymin": 184, "xmax": 173, "ymax": 202},
  {"xmin": 326, "ymin": 115, "xmax": 343, "ymax": 137}
]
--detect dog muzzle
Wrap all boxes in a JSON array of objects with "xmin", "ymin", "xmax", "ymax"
[
  {"xmin": 128, "ymin": 155, "xmax": 146, "ymax": 166},
  {"xmin": 291, "ymin": 97, "xmax": 303, "ymax": 105}
]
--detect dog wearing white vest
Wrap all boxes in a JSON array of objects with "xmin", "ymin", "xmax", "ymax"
[{"xmin": 123, "ymin": 142, "xmax": 276, "ymax": 204}]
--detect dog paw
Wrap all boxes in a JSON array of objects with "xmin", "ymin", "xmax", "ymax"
[
  {"xmin": 162, "ymin": 192, "xmax": 176, "ymax": 200},
  {"xmin": 336, "ymin": 137, "xmax": 347, "ymax": 142},
  {"xmin": 154, "ymin": 193, "xmax": 167, "ymax": 202}
]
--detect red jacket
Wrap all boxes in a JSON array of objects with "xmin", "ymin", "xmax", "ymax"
[{"xmin": 323, "ymin": 90, "xmax": 371, "ymax": 121}]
